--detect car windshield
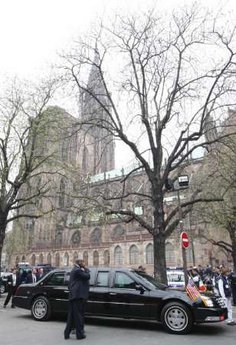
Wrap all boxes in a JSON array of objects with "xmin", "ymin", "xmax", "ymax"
[
  {"xmin": 168, "ymin": 273, "xmax": 184, "ymax": 282},
  {"xmin": 133, "ymin": 270, "xmax": 167, "ymax": 290}
]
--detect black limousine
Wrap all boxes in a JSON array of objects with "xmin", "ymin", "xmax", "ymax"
[{"xmin": 13, "ymin": 267, "xmax": 227, "ymax": 334}]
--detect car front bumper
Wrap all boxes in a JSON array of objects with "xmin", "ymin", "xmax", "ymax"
[{"xmin": 194, "ymin": 307, "xmax": 228, "ymax": 323}]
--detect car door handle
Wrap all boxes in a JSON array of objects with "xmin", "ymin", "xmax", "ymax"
[{"xmin": 109, "ymin": 292, "xmax": 117, "ymax": 295}]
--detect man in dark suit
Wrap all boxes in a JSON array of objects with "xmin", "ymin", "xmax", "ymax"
[
  {"xmin": 3, "ymin": 268, "xmax": 17, "ymax": 308},
  {"xmin": 64, "ymin": 259, "xmax": 90, "ymax": 340}
]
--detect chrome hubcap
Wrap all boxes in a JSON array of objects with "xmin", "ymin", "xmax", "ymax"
[
  {"xmin": 165, "ymin": 306, "xmax": 188, "ymax": 331},
  {"xmin": 34, "ymin": 300, "xmax": 47, "ymax": 318}
]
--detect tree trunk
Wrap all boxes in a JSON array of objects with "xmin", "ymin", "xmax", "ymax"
[
  {"xmin": 153, "ymin": 233, "xmax": 167, "ymax": 284},
  {"xmin": 0, "ymin": 213, "xmax": 8, "ymax": 274},
  {"xmin": 229, "ymin": 227, "xmax": 236, "ymax": 271}
]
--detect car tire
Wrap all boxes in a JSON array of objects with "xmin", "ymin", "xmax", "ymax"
[
  {"xmin": 161, "ymin": 301, "xmax": 193, "ymax": 334},
  {"xmin": 31, "ymin": 296, "xmax": 51, "ymax": 321},
  {"xmin": 0, "ymin": 284, "xmax": 5, "ymax": 294}
]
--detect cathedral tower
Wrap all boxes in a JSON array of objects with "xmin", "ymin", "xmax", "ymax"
[{"xmin": 79, "ymin": 51, "xmax": 115, "ymax": 176}]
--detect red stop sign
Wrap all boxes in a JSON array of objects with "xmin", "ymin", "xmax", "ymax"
[{"xmin": 181, "ymin": 232, "xmax": 189, "ymax": 248}]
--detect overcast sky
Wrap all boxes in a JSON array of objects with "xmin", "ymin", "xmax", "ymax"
[
  {"xmin": 0, "ymin": 0, "xmax": 235, "ymax": 80},
  {"xmin": 0, "ymin": 0, "xmax": 235, "ymax": 169}
]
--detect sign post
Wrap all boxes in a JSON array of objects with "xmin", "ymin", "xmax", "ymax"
[
  {"xmin": 181, "ymin": 232, "xmax": 189, "ymax": 285},
  {"xmin": 181, "ymin": 232, "xmax": 189, "ymax": 249}
]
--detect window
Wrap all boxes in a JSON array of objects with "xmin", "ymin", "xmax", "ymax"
[
  {"xmin": 83, "ymin": 252, "xmax": 88, "ymax": 266},
  {"xmin": 96, "ymin": 271, "xmax": 109, "ymax": 287},
  {"xmin": 93, "ymin": 251, "xmax": 99, "ymax": 266},
  {"xmin": 64, "ymin": 253, "xmax": 69, "ymax": 266},
  {"xmin": 114, "ymin": 272, "xmax": 136, "ymax": 289},
  {"xmin": 103, "ymin": 250, "xmax": 110, "ymax": 265},
  {"xmin": 146, "ymin": 244, "xmax": 153, "ymax": 264},
  {"xmin": 90, "ymin": 228, "xmax": 102, "ymax": 245},
  {"xmin": 114, "ymin": 246, "xmax": 123, "ymax": 266},
  {"xmin": 47, "ymin": 253, "xmax": 52, "ymax": 265},
  {"xmin": 47, "ymin": 273, "xmax": 65, "ymax": 286},
  {"xmin": 129, "ymin": 245, "xmax": 139, "ymax": 265}
]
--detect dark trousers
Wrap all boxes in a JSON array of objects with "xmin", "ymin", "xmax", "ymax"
[
  {"xmin": 64, "ymin": 299, "xmax": 86, "ymax": 338},
  {"xmin": 4, "ymin": 286, "xmax": 16, "ymax": 307}
]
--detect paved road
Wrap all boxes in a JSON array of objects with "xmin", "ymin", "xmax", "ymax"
[{"xmin": 0, "ymin": 295, "xmax": 236, "ymax": 345}]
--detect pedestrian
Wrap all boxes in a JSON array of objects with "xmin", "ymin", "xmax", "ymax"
[
  {"xmin": 32, "ymin": 268, "xmax": 37, "ymax": 283},
  {"xmin": 64, "ymin": 259, "xmax": 90, "ymax": 340},
  {"xmin": 217, "ymin": 266, "xmax": 236, "ymax": 325},
  {"xmin": 36, "ymin": 267, "xmax": 44, "ymax": 281},
  {"xmin": 138, "ymin": 265, "xmax": 146, "ymax": 273},
  {"xmin": 189, "ymin": 267, "xmax": 201, "ymax": 288},
  {"xmin": 3, "ymin": 268, "xmax": 17, "ymax": 308}
]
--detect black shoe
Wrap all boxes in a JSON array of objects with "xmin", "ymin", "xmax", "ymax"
[
  {"xmin": 77, "ymin": 334, "xmax": 86, "ymax": 340},
  {"xmin": 64, "ymin": 331, "xmax": 70, "ymax": 339}
]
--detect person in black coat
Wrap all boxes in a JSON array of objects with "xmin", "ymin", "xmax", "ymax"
[
  {"xmin": 3, "ymin": 268, "xmax": 17, "ymax": 308},
  {"xmin": 64, "ymin": 259, "xmax": 90, "ymax": 340}
]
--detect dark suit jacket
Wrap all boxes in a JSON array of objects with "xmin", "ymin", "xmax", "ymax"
[{"xmin": 68, "ymin": 266, "xmax": 90, "ymax": 301}]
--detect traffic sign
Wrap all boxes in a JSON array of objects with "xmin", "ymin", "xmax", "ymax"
[{"xmin": 181, "ymin": 232, "xmax": 189, "ymax": 248}]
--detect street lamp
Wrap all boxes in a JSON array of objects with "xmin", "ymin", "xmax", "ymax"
[{"xmin": 177, "ymin": 175, "xmax": 189, "ymax": 286}]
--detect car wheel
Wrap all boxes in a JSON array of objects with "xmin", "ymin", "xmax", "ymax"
[
  {"xmin": 0, "ymin": 284, "xmax": 5, "ymax": 294},
  {"xmin": 161, "ymin": 302, "xmax": 193, "ymax": 334},
  {"xmin": 31, "ymin": 296, "xmax": 51, "ymax": 321}
]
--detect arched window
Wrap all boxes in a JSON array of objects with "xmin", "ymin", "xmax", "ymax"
[
  {"xmin": 83, "ymin": 251, "xmax": 88, "ymax": 266},
  {"xmin": 64, "ymin": 252, "xmax": 69, "ymax": 266},
  {"xmin": 90, "ymin": 228, "xmax": 102, "ymax": 245},
  {"xmin": 73, "ymin": 252, "xmax": 78, "ymax": 262},
  {"xmin": 114, "ymin": 246, "xmax": 123, "ymax": 266},
  {"xmin": 39, "ymin": 253, "xmax": 44, "ymax": 264},
  {"xmin": 59, "ymin": 178, "xmax": 66, "ymax": 208},
  {"xmin": 146, "ymin": 243, "xmax": 154, "ymax": 264},
  {"xmin": 111, "ymin": 225, "xmax": 125, "ymax": 240},
  {"xmin": 31, "ymin": 254, "xmax": 36, "ymax": 266},
  {"xmin": 93, "ymin": 251, "xmax": 99, "ymax": 266},
  {"xmin": 55, "ymin": 253, "xmax": 60, "ymax": 267},
  {"xmin": 103, "ymin": 250, "xmax": 110, "ymax": 266},
  {"xmin": 166, "ymin": 242, "xmax": 175, "ymax": 265},
  {"xmin": 22, "ymin": 255, "xmax": 26, "ymax": 261},
  {"xmin": 71, "ymin": 231, "xmax": 81, "ymax": 246},
  {"xmin": 129, "ymin": 245, "xmax": 139, "ymax": 265},
  {"xmin": 47, "ymin": 253, "xmax": 52, "ymax": 265}
]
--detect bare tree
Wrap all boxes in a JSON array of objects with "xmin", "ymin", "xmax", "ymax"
[
  {"xmin": 62, "ymin": 6, "xmax": 236, "ymax": 282},
  {"xmin": 0, "ymin": 78, "xmax": 60, "ymax": 271},
  {"xmin": 195, "ymin": 129, "xmax": 236, "ymax": 270}
]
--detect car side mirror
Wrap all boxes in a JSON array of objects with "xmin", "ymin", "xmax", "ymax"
[{"xmin": 135, "ymin": 284, "xmax": 145, "ymax": 294}]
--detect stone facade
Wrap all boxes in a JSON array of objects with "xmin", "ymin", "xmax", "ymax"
[{"xmin": 7, "ymin": 62, "xmax": 232, "ymax": 274}]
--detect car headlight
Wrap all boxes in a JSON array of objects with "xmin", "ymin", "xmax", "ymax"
[{"xmin": 201, "ymin": 296, "xmax": 214, "ymax": 307}]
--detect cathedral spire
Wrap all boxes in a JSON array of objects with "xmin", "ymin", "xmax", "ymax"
[{"xmin": 79, "ymin": 46, "xmax": 115, "ymax": 175}]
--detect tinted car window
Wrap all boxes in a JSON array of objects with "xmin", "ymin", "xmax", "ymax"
[
  {"xmin": 46, "ymin": 273, "xmax": 65, "ymax": 286},
  {"xmin": 96, "ymin": 271, "xmax": 109, "ymax": 287},
  {"xmin": 114, "ymin": 272, "xmax": 136, "ymax": 289},
  {"xmin": 133, "ymin": 271, "xmax": 167, "ymax": 290},
  {"xmin": 168, "ymin": 273, "xmax": 184, "ymax": 282}
]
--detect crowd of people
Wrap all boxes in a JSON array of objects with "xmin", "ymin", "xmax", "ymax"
[
  {"xmin": 2, "ymin": 266, "xmax": 45, "ymax": 308},
  {"xmin": 188, "ymin": 264, "xmax": 236, "ymax": 325}
]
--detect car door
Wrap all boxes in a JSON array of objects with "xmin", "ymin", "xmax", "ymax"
[
  {"xmin": 87, "ymin": 270, "xmax": 111, "ymax": 316},
  {"xmin": 108, "ymin": 271, "xmax": 151, "ymax": 319},
  {"xmin": 40, "ymin": 271, "xmax": 69, "ymax": 313}
]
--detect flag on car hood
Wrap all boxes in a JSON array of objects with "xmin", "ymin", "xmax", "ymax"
[{"xmin": 186, "ymin": 279, "xmax": 201, "ymax": 301}]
